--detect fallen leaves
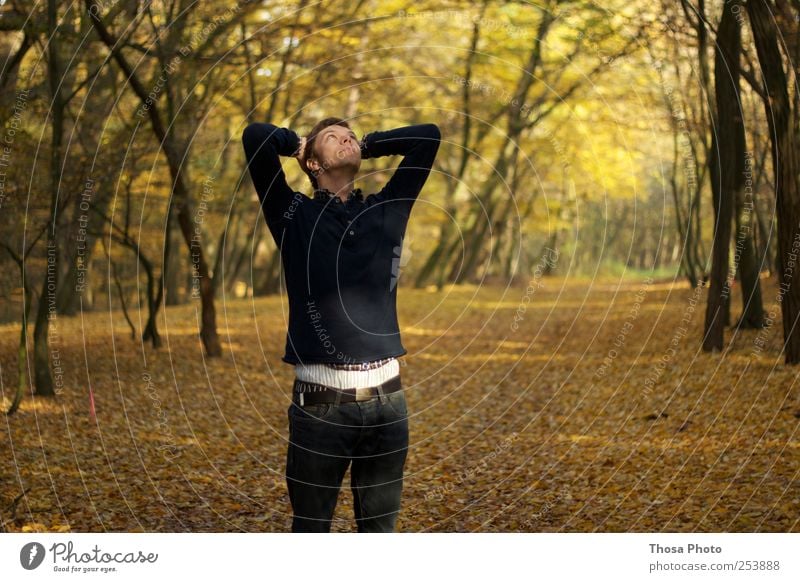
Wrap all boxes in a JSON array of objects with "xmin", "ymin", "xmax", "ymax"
[{"xmin": 1, "ymin": 277, "xmax": 798, "ymax": 532}]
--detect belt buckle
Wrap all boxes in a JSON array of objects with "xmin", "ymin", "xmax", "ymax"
[{"xmin": 354, "ymin": 387, "xmax": 372, "ymax": 401}]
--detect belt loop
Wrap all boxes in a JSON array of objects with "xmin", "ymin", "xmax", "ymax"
[
  {"xmin": 334, "ymin": 387, "xmax": 342, "ymax": 407},
  {"xmin": 293, "ymin": 378, "xmax": 304, "ymax": 407},
  {"xmin": 376, "ymin": 383, "xmax": 387, "ymax": 404}
]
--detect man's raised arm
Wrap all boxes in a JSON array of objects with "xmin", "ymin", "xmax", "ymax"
[
  {"xmin": 241, "ymin": 122, "xmax": 302, "ymax": 228},
  {"xmin": 360, "ymin": 123, "xmax": 441, "ymax": 216}
]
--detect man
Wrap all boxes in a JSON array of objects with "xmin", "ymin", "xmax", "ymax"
[{"xmin": 241, "ymin": 116, "xmax": 441, "ymax": 532}]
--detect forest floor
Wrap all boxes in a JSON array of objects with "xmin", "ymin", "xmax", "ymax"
[{"xmin": 1, "ymin": 275, "xmax": 798, "ymax": 532}]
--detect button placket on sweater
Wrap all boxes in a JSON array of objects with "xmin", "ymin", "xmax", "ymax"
[
  {"xmin": 346, "ymin": 203, "xmax": 356, "ymax": 237},
  {"xmin": 314, "ymin": 188, "xmax": 361, "ymax": 240},
  {"xmin": 337, "ymin": 199, "xmax": 357, "ymax": 240}
]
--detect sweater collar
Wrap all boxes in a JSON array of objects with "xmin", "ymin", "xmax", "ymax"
[{"xmin": 313, "ymin": 187, "xmax": 363, "ymax": 204}]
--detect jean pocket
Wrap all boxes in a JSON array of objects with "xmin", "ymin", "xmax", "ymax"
[
  {"xmin": 385, "ymin": 390, "xmax": 408, "ymax": 417},
  {"xmin": 292, "ymin": 401, "xmax": 337, "ymax": 422}
]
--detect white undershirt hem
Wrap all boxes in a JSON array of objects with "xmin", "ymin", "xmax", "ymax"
[{"xmin": 295, "ymin": 359, "xmax": 400, "ymax": 389}]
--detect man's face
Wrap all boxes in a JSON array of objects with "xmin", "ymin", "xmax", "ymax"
[{"xmin": 308, "ymin": 125, "xmax": 361, "ymax": 176}]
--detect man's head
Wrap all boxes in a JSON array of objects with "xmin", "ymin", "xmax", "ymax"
[{"xmin": 301, "ymin": 117, "xmax": 361, "ymax": 190}]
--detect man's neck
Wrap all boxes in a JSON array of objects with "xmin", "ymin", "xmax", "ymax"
[{"xmin": 317, "ymin": 171, "xmax": 356, "ymax": 203}]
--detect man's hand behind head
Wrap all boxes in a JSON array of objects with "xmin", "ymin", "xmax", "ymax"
[{"xmin": 294, "ymin": 135, "xmax": 307, "ymax": 167}]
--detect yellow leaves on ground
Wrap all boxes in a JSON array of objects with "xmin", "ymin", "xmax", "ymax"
[{"xmin": 1, "ymin": 277, "xmax": 798, "ymax": 532}]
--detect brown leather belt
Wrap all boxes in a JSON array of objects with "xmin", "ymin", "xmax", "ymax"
[{"xmin": 293, "ymin": 375, "xmax": 402, "ymax": 406}]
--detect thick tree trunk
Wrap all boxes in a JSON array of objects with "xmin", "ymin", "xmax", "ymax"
[
  {"xmin": 703, "ymin": 1, "xmax": 743, "ymax": 352},
  {"xmin": 747, "ymin": 0, "xmax": 800, "ymax": 363},
  {"xmin": 33, "ymin": 0, "xmax": 66, "ymax": 397},
  {"xmin": 734, "ymin": 153, "xmax": 765, "ymax": 328}
]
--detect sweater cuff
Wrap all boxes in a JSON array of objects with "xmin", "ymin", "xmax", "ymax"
[
  {"xmin": 359, "ymin": 133, "xmax": 372, "ymax": 160},
  {"xmin": 284, "ymin": 130, "xmax": 302, "ymax": 158},
  {"xmin": 289, "ymin": 138, "xmax": 302, "ymax": 158}
]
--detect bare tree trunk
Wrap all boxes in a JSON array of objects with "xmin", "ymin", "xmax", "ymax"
[
  {"xmin": 747, "ymin": 0, "xmax": 800, "ymax": 364},
  {"xmin": 142, "ymin": 207, "xmax": 167, "ymax": 350},
  {"xmin": 735, "ymin": 152, "xmax": 765, "ymax": 328},
  {"xmin": 33, "ymin": 0, "xmax": 66, "ymax": 397},
  {"xmin": 703, "ymin": 0, "xmax": 743, "ymax": 351},
  {"xmin": 10, "ymin": 285, "xmax": 33, "ymax": 414},
  {"xmin": 2, "ymin": 243, "xmax": 34, "ymax": 415},
  {"xmin": 164, "ymin": 212, "xmax": 182, "ymax": 305},
  {"xmin": 88, "ymin": 208, "xmax": 164, "ymax": 349},
  {"xmin": 746, "ymin": 126, "xmax": 774, "ymax": 277},
  {"xmin": 226, "ymin": 226, "xmax": 262, "ymax": 298},
  {"xmin": 255, "ymin": 250, "xmax": 283, "ymax": 296},
  {"xmin": 101, "ymin": 235, "xmax": 136, "ymax": 339}
]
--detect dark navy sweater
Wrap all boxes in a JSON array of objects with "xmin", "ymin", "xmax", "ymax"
[{"xmin": 241, "ymin": 121, "xmax": 441, "ymax": 365}]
